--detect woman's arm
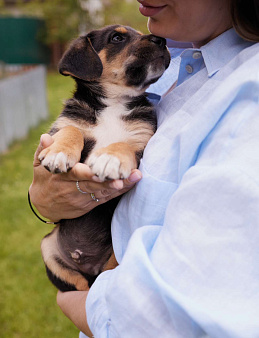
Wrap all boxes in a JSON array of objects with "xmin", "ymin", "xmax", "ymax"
[
  {"xmin": 29, "ymin": 134, "xmax": 142, "ymax": 222},
  {"xmin": 57, "ymin": 291, "xmax": 92, "ymax": 337}
]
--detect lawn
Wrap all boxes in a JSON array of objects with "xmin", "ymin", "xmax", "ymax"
[{"xmin": 0, "ymin": 71, "xmax": 80, "ymax": 337}]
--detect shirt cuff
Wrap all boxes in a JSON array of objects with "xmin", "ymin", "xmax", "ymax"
[{"xmin": 85, "ymin": 270, "xmax": 113, "ymax": 337}]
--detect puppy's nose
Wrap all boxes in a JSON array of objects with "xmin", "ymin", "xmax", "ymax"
[{"xmin": 149, "ymin": 35, "xmax": 166, "ymax": 47}]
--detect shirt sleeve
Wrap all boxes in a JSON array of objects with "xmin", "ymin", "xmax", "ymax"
[{"xmin": 85, "ymin": 71, "xmax": 259, "ymax": 338}]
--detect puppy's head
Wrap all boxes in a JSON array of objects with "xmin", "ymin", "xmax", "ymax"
[{"xmin": 59, "ymin": 25, "xmax": 171, "ymax": 97}]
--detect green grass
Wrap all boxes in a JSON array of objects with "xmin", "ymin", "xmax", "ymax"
[{"xmin": 0, "ymin": 71, "xmax": 80, "ymax": 337}]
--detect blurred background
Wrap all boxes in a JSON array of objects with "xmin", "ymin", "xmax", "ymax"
[{"xmin": 0, "ymin": 1, "xmax": 148, "ymax": 337}]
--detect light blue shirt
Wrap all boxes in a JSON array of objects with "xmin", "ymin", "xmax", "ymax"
[{"xmin": 81, "ymin": 29, "xmax": 259, "ymax": 338}]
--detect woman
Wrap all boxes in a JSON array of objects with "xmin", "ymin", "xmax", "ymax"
[{"xmin": 29, "ymin": 0, "xmax": 259, "ymax": 337}]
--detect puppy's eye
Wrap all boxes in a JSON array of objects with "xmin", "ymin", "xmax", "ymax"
[{"xmin": 111, "ymin": 33, "xmax": 125, "ymax": 43}]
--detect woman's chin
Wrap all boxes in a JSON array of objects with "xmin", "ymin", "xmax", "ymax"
[{"xmin": 147, "ymin": 18, "xmax": 171, "ymax": 39}]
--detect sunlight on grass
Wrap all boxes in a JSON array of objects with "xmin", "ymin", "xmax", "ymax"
[{"xmin": 0, "ymin": 71, "xmax": 80, "ymax": 337}]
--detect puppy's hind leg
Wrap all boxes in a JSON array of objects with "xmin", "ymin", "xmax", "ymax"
[{"xmin": 41, "ymin": 227, "xmax": 89, "ymax": 291}]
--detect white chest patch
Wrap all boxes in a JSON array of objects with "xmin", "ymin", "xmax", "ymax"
[{"xmin": 92, "ymin": 102, "xmax": 131, "ymax": 151}]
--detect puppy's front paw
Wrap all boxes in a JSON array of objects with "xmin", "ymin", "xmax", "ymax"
[
  {"xmin": 39, "ymin": 148, "xmax": 78, "ymax": 173},
  {"xmin": 87, "ymin": 152, "xmax": 131, "ymax": 181}
]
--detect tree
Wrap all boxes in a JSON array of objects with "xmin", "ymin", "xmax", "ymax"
[
  {"xmin": 19, "ymin": 0, "xmax": 91, "ymax": 44},
  {"xmin": 0, "ymin": 0, "xmax": 149, "ymax": 65},
  {"xmin": 103, "ymin": 0, "xmax": 149, "ymax": 34},
  {"xmin": 0, "ymin": 0, "xmax": 93, "ymax": 65}
]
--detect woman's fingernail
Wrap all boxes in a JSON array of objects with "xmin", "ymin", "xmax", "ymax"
[
  {"xmin": 111, "ymin": 180, "xmax": 124, "ymax": 190},
  {"xmin": 128, "ymin": 171, "xmax": 142, "ymax": 183}
]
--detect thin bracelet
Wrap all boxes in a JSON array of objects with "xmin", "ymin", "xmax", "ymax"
[{"xmin": 27, "ymin": 191, "xmax": 59, "ymax": 225}]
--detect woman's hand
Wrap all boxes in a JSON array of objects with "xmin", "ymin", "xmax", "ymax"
[
  {"xmin": 29, "ymin": 134, "xmax": 142, "ymax": 222},
  {"xmin": 57, "ymin": 290, "xmax": 92, "ymax": 337}
]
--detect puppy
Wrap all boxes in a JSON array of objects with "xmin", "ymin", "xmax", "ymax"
[{"xmin": 39, "ymin": 25, "xmax": 170, "ymax": 291}]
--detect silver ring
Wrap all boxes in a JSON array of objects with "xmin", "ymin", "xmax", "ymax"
[
  {"xmin": 76, "ymin": 181, "xmax": 88, "ymax": 194},
  {"xmin": 90, "ymin": 192, "xmax": 99, "ymax": 202}
]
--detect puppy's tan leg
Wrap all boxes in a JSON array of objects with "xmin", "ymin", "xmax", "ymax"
[
  {"xmin": 87, "ymin": 142, "xmax": 137, "ymax": 181},
  {"xmin": 39, "ymin": 126, "xmax": 84, "ymax": 173},
  {"xmin": 41, "ymin": 227, "xmax": 89, "ymax": 291}
]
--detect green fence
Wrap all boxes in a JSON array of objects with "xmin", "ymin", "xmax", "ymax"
[{"xmin": 0, "ymin": 16, "xmax": 50, "ymax": 64}]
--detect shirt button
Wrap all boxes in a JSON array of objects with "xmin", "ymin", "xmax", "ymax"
[
  {"xmin": 185, "ymin": 65, "xmax": 193, "ymax": 74},
  {"xmin": 193, "ymin": 51, "xmax": 202, "ymax": 59}
]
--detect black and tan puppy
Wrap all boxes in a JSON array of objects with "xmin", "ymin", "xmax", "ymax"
[{"xmin": 39, "ymin": 25, "xmax": 170, "ymax": 291}]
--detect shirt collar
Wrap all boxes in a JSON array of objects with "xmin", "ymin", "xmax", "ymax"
[
  {"xmin": 200, "ymin": 28, "xmax": 254, "ymax": 77},
  {"xmin": 166, "ymin": 40, "xmax": 193, "ymax": 59}
]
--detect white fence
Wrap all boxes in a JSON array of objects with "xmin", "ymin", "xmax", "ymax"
[{"xmin": 0, "ymin": 65, "xmax": 48, "ymax": 154}]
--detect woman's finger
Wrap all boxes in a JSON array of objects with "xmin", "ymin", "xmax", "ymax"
[
  {"xmin": 33, "ymin": 134, "xmax": 54, "ymax": 167},
  {"xmin": 110, "ymin": 170, "xmax": 142, "ymax": 190},
  {"xmin": 71, "ymin": 168, "xmax": 142, "ymax": 197},
  {"xmin": 65, "ymin": 162, "xmax": 95, "ymax": 181},
  {"xmin": 101, "ymin": 171, "xmax": 142, "ymax": 202}
]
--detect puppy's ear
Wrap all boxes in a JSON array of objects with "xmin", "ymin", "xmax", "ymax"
[{"xmin": 58, "ymin": 37, "xmax": 103, "ymax": 81}]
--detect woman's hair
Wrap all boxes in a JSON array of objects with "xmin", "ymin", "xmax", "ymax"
[{"xmin": 231, "ymin": 0, "xmax": 259, "ymax": 41}]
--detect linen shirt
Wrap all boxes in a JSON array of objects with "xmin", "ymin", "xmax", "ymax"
[{"xmin": 81, "ymin": 29, "xmax": 259, "ymax": 338}]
